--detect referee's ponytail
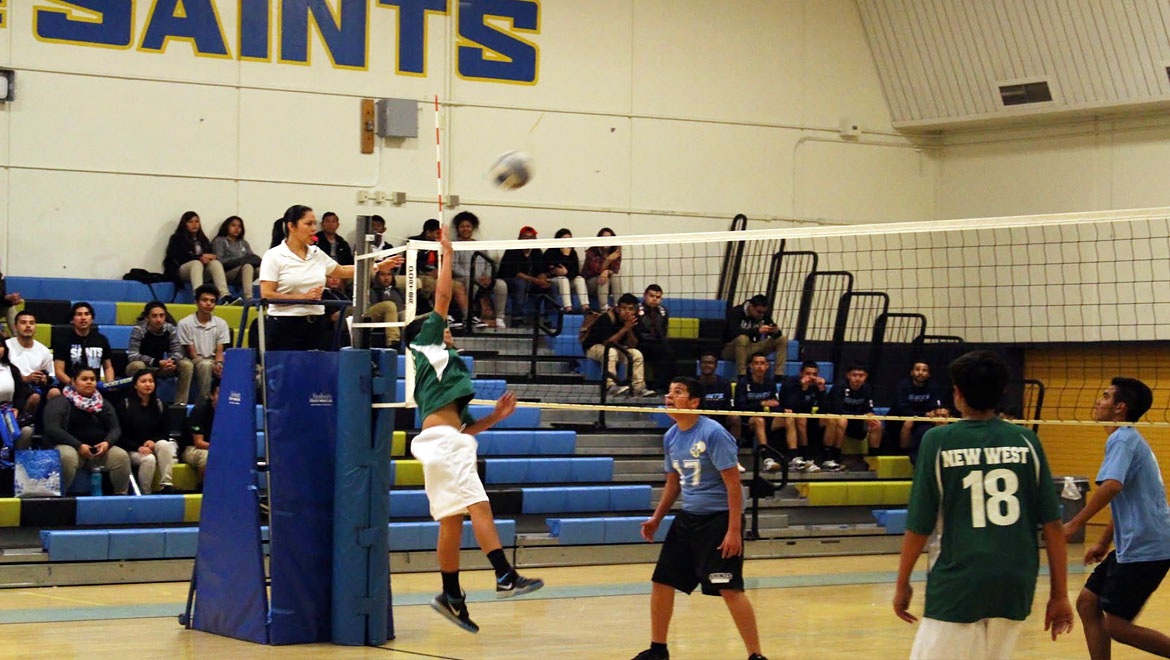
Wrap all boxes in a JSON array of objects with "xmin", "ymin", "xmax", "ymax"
[{"xmin": 282, "ymin": 205, "xmax": 313, "ymax": 237}]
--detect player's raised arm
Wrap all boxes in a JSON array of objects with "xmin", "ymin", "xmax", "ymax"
[{"xmin": 433, "ymin": 226, "xmax": 454, "ymax": 318}]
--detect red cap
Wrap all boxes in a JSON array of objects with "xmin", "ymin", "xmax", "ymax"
[{"xmin": 519, "ymin": 226, "xmax": 538, "ymax": 237}]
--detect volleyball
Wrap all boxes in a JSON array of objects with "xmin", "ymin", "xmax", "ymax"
[{"xmin": 489, "ymin": 150, "xmax": 533, "ymax": 190}]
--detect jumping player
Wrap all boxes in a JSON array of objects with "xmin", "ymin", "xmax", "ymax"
[
  {"xmin": 893, "ymin": 350, "xmax": 1073, "ymax": 659},
  {"xmin": 633, "ymin": 376, "xmax": 767, "ymax": 660},
  {"xmin": 1063, "ymin": 377, "xmax": 1170, "ymax": 659},
  {"xmin": 405, "ymin": 226, "xmax": 544, "ymax": 633}
]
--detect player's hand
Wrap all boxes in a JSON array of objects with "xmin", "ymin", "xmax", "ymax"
[
  {"xmin": 1085, "ymin": 542, "xmax": 1109, "ymax": 565},
  {"xmin": 378, "ymin": 255, "xmax": 405, "ymax": 272},
  {"xmin": 78, "ymin": 444, "xmax": 93, "ymax": 459},
  {"xmin": 893, "ymin": 582, "xmax": 917, "ymax": 623},
  {"xmin": 439, "ymin": 226, "xmax": 453, "ymax": 254},
  {"xmin": 718, "ymin": 529, "xmax": 742, "ymax": 558},
  {"xmin": 1062, "ymin": 521, "xmax": 1081, "ymax": 542},
  {"xmin": 1045, "ymin": 595, "xmax": 1074, "ymax": 640},
  {"xmin": 92, "ymin": 441, "xmax": 109, "ymax": 457},
  {"xmin": 640, "ymin": 517, "xmax": 660, "ymax": 542},
  {"xmin": 493, "ymin": 392, "xmax": 517, "ymax": 421},
  {"xmin": 763, "ymin": 399, "xmax": 780, "ymax": 408},
  {"xmin": 867, "ymin": 417, "xmax": 882, "ymax": 432}
]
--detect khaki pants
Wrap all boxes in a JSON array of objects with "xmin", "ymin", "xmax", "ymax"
[
  {"xmin": 586, "ymin": 275, "xmax": 622, "ymax": 309},
  {"xmin": 178, "ymin": 260, "xmax": 230, "ymax": 298},
  {"xmin": 363, "ymin": 301, "xmax": 400, "ymax": 344},
  {"xmin": 191, "ymin": 357, "xmax": 217, "ymax": 402},
  {"xmin": 129, "ymin": 439, "xmax": 178, "ymax": 494},
  {"xmin": 182, "ymin": 446, "xmax": 209, "ymax": 482},
  {"xmin": 127, "ymin": 359, "xmax": 194, "ymax": 405},
  {"xmin": 721, "ymin": 334, "xmax": 787, "ymax": 376},
  {"xmin": 225, "ymin": 264, "xmax": 255, "ymax": 300},
  {"xmin": 586, "ymin": 343, "xmax": 645, "ymax": 390},
  {"xmin": 57, "ymin": 444, "xmax": 131, "ymax": 495}
]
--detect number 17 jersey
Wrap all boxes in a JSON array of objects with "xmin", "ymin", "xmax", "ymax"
[{"xmin": 907, "ymin": 418, "xmax": 1061, "ymax": 623}]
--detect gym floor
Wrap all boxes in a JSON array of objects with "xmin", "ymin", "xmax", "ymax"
[{"xmin": 0, "ymin": 546, "xmax": 1162, "ymax": 659}]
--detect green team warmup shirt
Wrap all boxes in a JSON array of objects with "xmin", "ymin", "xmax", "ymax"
[
  {"xmin": 409, "ymin": 313, "xmax": 476, "ymax": 427},
  {"xmin": 907, "ymin": 418, "xmax": 1061, "ymax": 623}
]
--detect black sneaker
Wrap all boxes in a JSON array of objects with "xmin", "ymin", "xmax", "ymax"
[
  {"xmin": 632, "ymin": 648, "xmax": 669, "ymax": 660},
  {"xmin": 748, "ymin": 654, "xmax": 769, "ymax": 660},
  {"xmin": 496, "ymin": 572, "xmax": 545, "ymax": 598},
  {"xmin": 430, "ymin": 592, "xmax": 479, "ymax": 633}
]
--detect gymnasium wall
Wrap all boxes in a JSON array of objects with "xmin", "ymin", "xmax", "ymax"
[{"xmin": 0, "ymin": 0, "xmax": 935, "ymax": 281}]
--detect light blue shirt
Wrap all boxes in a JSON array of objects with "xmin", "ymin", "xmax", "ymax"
[
  {"xmin": 663, "ymin": 416, "xmax": 741, "ymax": 514},
  {"xmin": 1097, "ymin": 426, "xmax": 1170, "ymax": 563}
]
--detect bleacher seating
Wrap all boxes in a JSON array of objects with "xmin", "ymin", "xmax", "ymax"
[{"xmin": 547, "ymin": 515, "xmax": 674, "ymax": 545}]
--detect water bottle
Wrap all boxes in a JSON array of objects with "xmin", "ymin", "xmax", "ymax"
[{"xmin": 90, "ymin": 467, "xmax": 103, "ymax": 497}]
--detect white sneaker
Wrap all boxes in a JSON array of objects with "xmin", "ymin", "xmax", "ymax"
[
  {"xmin": 606, "ymin": 384, "xmax": 630, "ymax": 398},
  {"xmin": 803, "ymin": 461, "xmax": 821, "ymax": 473},
  {"xmin": 737, "ymin": 463, "xmax": 747, "ymax": 473},
  {"xmin": 788, "ymin": 457, "xmax": 807, "ymax": 471},
  {"xmin": 495, "ymin": 318, "xmax": 507, "ymax": 329},
  {"xmin": 762, "ymin": 458, "xmax": 781, "ymax": 473}
]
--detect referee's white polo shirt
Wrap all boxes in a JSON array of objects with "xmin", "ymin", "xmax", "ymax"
[{"xmin": 259, "ymin": 240, "xmax": 340, "ymax": 317}]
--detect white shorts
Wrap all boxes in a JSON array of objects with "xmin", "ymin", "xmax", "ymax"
[
  {"xmin": 409, "ymin": 425, "xmax": 489, "ymax": 521},
  {"xmin": 910, "ymin": 617, "xmax": 1023, "ymax": 660}
]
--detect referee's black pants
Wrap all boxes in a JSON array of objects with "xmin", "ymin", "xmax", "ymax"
[{"xmin": 266, "ymin": 315, "xmax": 331, "ymax": 351}]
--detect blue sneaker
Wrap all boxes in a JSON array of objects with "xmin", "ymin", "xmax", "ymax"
[
  {"xmin": 496, "ymin": 572, "xmax": 545, "ymax": 598},
  {"xmin": 430, "ymin": 592, "xmax": 479, "ymax": 633}
]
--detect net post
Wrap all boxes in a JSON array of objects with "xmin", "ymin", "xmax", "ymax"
[{"xmin": 351, "ymin": 215, "xmax": 372, "ymax": 350}]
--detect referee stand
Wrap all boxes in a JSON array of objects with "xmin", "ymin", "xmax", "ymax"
[{"xmin": 181, "ymin": 344, "xmax": 397, "ymax": 647}]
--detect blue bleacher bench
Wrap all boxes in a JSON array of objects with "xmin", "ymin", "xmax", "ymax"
[
  {"xmin": 872, "ymin": 509, "xmax": 908, "ymax": 535},
  {"xmin": 388, "ymin": 519, "xmax": 515, "ymax": 552},
  {"xmin": 474, "ymin": 430, "xmax": 576, "ymax": 455},
  {"xmin": 9, "ymin": 277, "xmax": 176, "ymax": 304},
  {"xmin": 546, "ymin": 515, "xmax": 674, "ymax": 545},
  {"xmin": 483, "ymin": 457, "xmax": 613, "ymax": 484},
  {"xmin": 521, "ymin": 485, "xmax": 651, "ymax": 514}
]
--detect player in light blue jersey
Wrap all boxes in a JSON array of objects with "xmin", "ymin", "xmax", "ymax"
[
  {"xmin": 1064, "ymin": 377, "xmax": 1170, "ymax": 659},
  {"xmin": 631, "ymin": 377, "xmax": 767, "ymax": 660}
]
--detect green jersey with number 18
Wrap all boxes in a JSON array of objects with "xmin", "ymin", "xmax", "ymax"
[{"xmin": 906, "ymin": 418, "xmax": 1061, "ymax": 623}]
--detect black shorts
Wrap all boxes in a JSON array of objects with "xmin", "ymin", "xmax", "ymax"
[
  {"xmin": 652, "ymin": 510, "xmax": 744, "ymax": 596},
  {"xmin": 845, "ymin": 418, "xmax": 867, "ymax": 439},
  {"xmin": 1084, "ymin": 550, "xmax": 1170, "ymax": 621}
]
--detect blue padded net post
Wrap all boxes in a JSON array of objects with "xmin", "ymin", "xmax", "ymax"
[
  {"xmin": 331, "ymin": 348, "xmax": 395, "ymax": 645},
  {"xmin": 191, "ymin": 348, "xmax": 269, "ymax": 644}
]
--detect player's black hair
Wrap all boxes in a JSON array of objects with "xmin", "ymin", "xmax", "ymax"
[
  {"xmin": 14, "ymin": 310, "xmax": 35, "ymax": 323},
  {"xmin": 671, "ymin": 376, "xmax": 705, "ymax": 401},
  {"xmin": 1111, "ymin": 377, "xmax": 1153, "ymax": 422},
  {"xmin": 800, "ymin": 360, "xmax": 818, "ymax": 371},
  {"xmin": 699, "ymin": 350, "xmax": 719, "ymax": 362},
  {"xmin": 554, "ymin": 227, "xmax": 572, "ymax": 239},
  {"xmin": 370, "ymin": 215, "xmax": 386, "ymax": 228},
  {"xmin": 750, "ymin": 352, "xmax": 770, "ymax": 363},
  {"xmin": 422, "ymin": 218, "xmax": 440, "ymax": 232},
  {"xmin": 748, "ymin": 294, "xmax": 768, "ymax": 308},
  {"xmin": 846, "ymin": 362, "xmax": 869, "ymax": 373},
  {"xmin": 194, "ymin": 284, "xmax": 219, "ymax": 302},
  {"xmin": 403, "ymin": 314, "xmax": 431, "ymax": 348},
  {"xmin": 71, "ymin": 301, "xmax": 95, "ymax": 318},
  {"xmin": 70, "ymin": 364, "xmax": 99, "ymax": 381},
  {"xmin": 644, "ymin": 284, "xmax": 663, "ymax": 294},
  {"xmin": 616, "ymin": 293, "xmax": 639, "ymax": 307},
  {"xmin": 321, "ymin": 211, "xmax": 338, "ymax": 222},
  {"xmin": 948, "ymin": 350, "xmax": 1009, "ymax": 411}
]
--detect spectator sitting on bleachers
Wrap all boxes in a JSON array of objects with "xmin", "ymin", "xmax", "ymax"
[
  {"xmin": 778, "ymin": 361, "xmax": 826, "ymax": 473},
  {"xmin": 212, "ymin": 216, "xmax": 259, "ymax": 301},
  {"xmin": 181, "ymin": 378, "xmax": 218, "ymax": 485},
  {"xmin": 127, "ymin": 302, "xmax": 193, "ymax": 405},
  {"xmin": 53, "ymin": 302, "xmax": 115, "ymax": 386},
  {"xmin": 176, "ymin": 285, "xmax": 229, "ymax": 402},
  {"xmin": 164, "ymin": 211, "xmax": 234, "ymax": 305},
  {"xmin": 44, "ymin": 365, "xmax": 130, "ymax": 495},
  {"xmin": 543, "ymin": 228, "xmax": 589, "ymax": 313},
  {"xmin": 451, "ymin": 211, "xmax": 491, "ymax": 329},
  {"xmin": 581, "ymin": 228, "xmax": 622, "ymax": 310},
  {"xmin": 409, "ymin": 219, "xmax": 450, "ymax": 318},
  {"xmin": 821, "ymin": 363, "xmax": 880, "ymax": 472},
  {"xmin": 116, "ymin": 370, "xmax": 178, "ymax": 494},
  {"xmin": 893, "ymin": 361, "xmax": 948, "ymax": 460},
  {"xmin": 733, "ymin": 353, "xmax": 782, "ymax": 473},
  {"xmin": 7, "ymin": 310, "xmax": 60, "ymax": 416},
  {"xmin": 315, "ymin": 212, "xmax": 354, "ymax": 265},
  {"xmin": 494, "ymin": 226, "xmax": 549, "ymax": 329},
  {"xmin": 723, "ymin": 295, "xmax": 785, "ymax": 378},
  {"xmin": 697, "ymin": 351, "xmax": 738, "ymax": 439},
  {"xmin": 368, "ymin": 215, "xmax": 388, "ymax": 252},
  {"xmin": 0, "ymin": 266, "xmax": 22, "ymax": 339},
  {"xmin": 636, "ymin": 284, "xmax": 674, "ymax": 393},
  {"xmin": 581, "ymin": 293, "xmax": 655, "ymax": 398},
  {"xmin": 364, "ymin": 269, "xmax": 401, "ymax": 346},
  {"xmin": 0, "ymin": 340, "xmax": 34, "ymax": 449}
]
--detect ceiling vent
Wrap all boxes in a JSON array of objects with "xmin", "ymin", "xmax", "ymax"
[{"xmin": 999, "ymin": 81, "xmax": 1053, "ymax": 107}]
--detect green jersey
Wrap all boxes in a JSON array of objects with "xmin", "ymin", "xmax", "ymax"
[
  {"xmin": 409, "ymin": 313, "xmax": 476, "ymax": 427},
  {"xmin": 907, "ymin": 418, "xmax": 1061, "ymax": 623}
]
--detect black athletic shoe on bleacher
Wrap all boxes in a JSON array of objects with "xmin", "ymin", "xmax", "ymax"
[
  {"xmin": 496, "ymin": 573, "xmax": 545, "ymax": 598},
  {"xmin": 631, "ymin": 648, "xmax": 669, "ymax": 660},
  {"xmin": 430, "ymin": 592, "xmax": 479, "ymax": 633},
  {"xmin": 748, "ymin": 654, "xmax": 769, "ymax": 660}
]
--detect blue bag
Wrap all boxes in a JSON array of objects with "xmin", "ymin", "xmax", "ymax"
[
  {"xmin": 15, "ymin": 450, "xmax": 63, "ymax": 498},
  {"xmin": 0, "ymin": 405, "xmax": 18, "ymax": 469}
]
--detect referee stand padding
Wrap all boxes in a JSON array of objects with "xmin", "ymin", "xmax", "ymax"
[{"xmin": 188, "ymin": 347, "xmax": 396, "ymax": 647}]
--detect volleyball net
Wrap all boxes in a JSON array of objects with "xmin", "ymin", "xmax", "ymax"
[{"xmin": 353, "ymin": 209, "xmax": 1170, "ymax": 429}]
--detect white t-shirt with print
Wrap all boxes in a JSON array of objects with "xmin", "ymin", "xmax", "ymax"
[{"xmin": 259, "ymin": 240, "xmax": 340, "ymax": 317}]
